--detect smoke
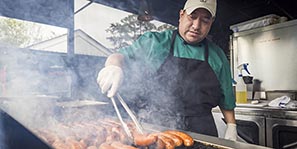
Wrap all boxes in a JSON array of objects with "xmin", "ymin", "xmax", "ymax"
[
  {"xmin": 0, "ymin": 1, "xmax": 105, "ymax": 147},
  {"xmin": 0, "ymin": 0, "xmax": 181, "ymax": 148},
  {"xmin": 116, "ymin": 35, "xmax": 181, "ymax": 130},
  {"xmin": 0, "ymin": 45, "xmax": 110, "ymax": 148}
]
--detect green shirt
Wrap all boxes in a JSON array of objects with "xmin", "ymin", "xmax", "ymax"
[{"xmin": 120, "ymin": 30, "xmax": 235, "ymax": 110}]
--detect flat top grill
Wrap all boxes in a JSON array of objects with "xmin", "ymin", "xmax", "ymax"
[{"xmin": 0, "ymin": 97, "xmax": 269, "ymax": 149}]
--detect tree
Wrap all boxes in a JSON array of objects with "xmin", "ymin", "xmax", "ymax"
[
  {"xmin": 0, "ymin": 18, "xmax": 30, "ymax": 47},
  {"xmin": 106, "ymin": 14, "xmax": 176, "ymax": 51},
  {"xmin": 0, "ymin": 17, "xmax": 57, "ymax": 48}
]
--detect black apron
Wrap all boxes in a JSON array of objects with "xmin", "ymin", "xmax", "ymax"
[{"xmin": 136, "ymin": 30, "xmax": 224, "ymax": 137}]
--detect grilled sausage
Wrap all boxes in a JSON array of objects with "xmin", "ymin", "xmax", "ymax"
[
  {"xmin": 160, "ymin": 132, "xmax": 183, "ymax": 147},
  {"xmin": 37, "ymin": 130, "xmax": 60, "ymax": 144},
  {"xmin": 155, "ymin": 138, "xmax": 166, "ymax": 149},
  {"xmin": 150, "ymin": 133, "xmax": 175, "ymax": 149},
  {"xmin": 111, "ymin": 126, "xmax": 128, "ymax": 143},
  {"xmin": 87, "ymin": 146, "xmax": 98, "ymax": 149},
  {"xmin": 105, "ymin": 131, "xmax": 120, "ymax": 143},
  {"xmin": 65, "ymin": 137, "xmax": 84, "ymax": 149},
  {"xmin": 132, "ymin": 132, "xmax": 157, "ymax": 146},
  {"xmin": 76, "ymin": 123, "xmax": 107, "ymax": 146},
  {"xmin": 79, "ymin": 139, "xmax": 88, "ymax": 149},
  {"xmin": 99, "ymin": 142, "xmax": 116, "ymax": 149},
  {"xmin": 110, "ymin": 141, "xmax": 138, "ymax": 149},
  {"xmin": 164, "ymin": 130, "xmax": 194, "ymax": 146},
  {"xmin": 157, "ymin": 135, "xmax": 175, "ymax": 149},
  {"xmin": 52, "ymin": 140, "xmax": 68, "ymax": 149}
]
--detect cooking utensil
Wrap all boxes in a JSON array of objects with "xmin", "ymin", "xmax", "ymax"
[
  {"xmin": 110, "ymin": 96, "xmax": 133, "ymax": 140},
  {"xmin": 116, "ymin": 93, "xmax": 144, "ymax": 134}
]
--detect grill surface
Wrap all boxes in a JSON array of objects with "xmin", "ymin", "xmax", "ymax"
[{"xmin": 0, "ymin": 98, "xmax": 268, "ymax": 149}]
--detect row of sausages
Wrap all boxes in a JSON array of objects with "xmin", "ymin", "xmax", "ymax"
[
  {"xmin": 34, "ymin": 118, "xmax": 194, "ymax": 149},
  {"xmin": 132, "ymin": 130, "xmax": 194, "ymax": 149}
]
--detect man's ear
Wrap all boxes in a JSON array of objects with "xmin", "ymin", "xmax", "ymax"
[
  {"xmin": 211, "ymin": 17, "xmax": 216, "ymax": 23},
  {"xmin": 179, "ymin": 10, "xmax": 185, "ymax": 23},
  {"xmin": 179, "ymin": 9, "xmax": 185, "ymax": 17}
]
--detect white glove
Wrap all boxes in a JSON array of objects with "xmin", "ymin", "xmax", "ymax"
[
  {"xmin": 224, "ymin": 123, "xmax": 237, "ymax": 141},
  {"xmin": 97, "ymin": 65, "xmax": 123, "ymax": 98}
]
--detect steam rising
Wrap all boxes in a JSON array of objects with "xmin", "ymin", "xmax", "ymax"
[
  {"xmin": 0, "ymin": 0, "xmax": 107, "ymax": 144},
  {"xmin": 0, "ymin": 44, "xmax": 110, "ymax": 147},
  {"xmin": 118, "ymin": 37, "xmax": 181, "ymax": 130},
  {"xmin": 0, "ymin": 0, "xmax": 180, "ymax": 148}
]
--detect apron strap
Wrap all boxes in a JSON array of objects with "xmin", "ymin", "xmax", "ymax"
[
  {"xmin": 204, "ymin": 39, "xmax": 209, "ymax": 62},
  {"xmin": 169, "ymin": 30, "xmax": 178, "ymax": 56},
  {"xmin": 157, "ymin": 30, "xmax": 177, "ymax": 72}
]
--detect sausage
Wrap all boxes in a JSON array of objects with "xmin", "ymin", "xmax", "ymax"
[
  {"xmin": 87, "ymin": 146, "xmax": 98, "ymax": 149},
  {"xmin": 164, "ymin": 130, "xmax": 194, "ymax": 147},
  {"xmin": 110, "ymin": 141, "xmax": 138, "ymax": 149},
  {"xmin": 38, "ymin": 130, "xmax": 60, "ymax": 144},
  {"xmin": 84, "ymin": 123, "xmax": 107, "ymax": 138},
  {"xmin": 160, "ymin": 132, "xmax": 183, "ymax": 147},
  {"xmin": 155, "ymin": 138, "xmax": 166, "ymax": 149},
  {"xmin": 111, "ymin": 126, "xmax": 128, "ymax": 143},
  {"xmin": 157, "ymin": 135, "xmax": 175, "ymax": 149},
  {"xmin": 105, "ymin": 131, "xmax": 120, "ymax": 143},
  {"xmin": 65, "ymin": 137, "xmax": 84, "ymax": 149},
  {"xmin": 98, "ymin": 142, "xmax": 116, "ymax": 149},
  {"xmin": 127, "ymin": 122, "xmax": 157, "ymax": 146},
  {"xmin": 52, "ymin": 140, "xmax": 68, "ymax": 149},
  {"xmin": 79, "ymin": 139, "xmax": 88, "ymax": 149},
  {"xmin": 99, "ymin": 123, "xmax": 121, "ymax": 143},
  {"xmin": 103, "ymin": 119, "xmax": 122, "ymax": 126},
  {"xmin": 132, "ymin": 132, "xmax": 157, "ymax": 146},
  {"xmin": 150, "ymin": 133, "xmax": 175, "ymax": 149}
]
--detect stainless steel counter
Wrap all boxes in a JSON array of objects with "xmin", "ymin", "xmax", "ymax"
[
  {"xmin": 212, "ymin": 100, "xmax": 297, "ymax": 148},
  {"xmin": 212, "ymin": 100, "xmax": 297, "ymax": 120}
]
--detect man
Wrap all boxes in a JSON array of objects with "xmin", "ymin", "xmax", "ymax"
[{"xmin": 98, "ymin": 0, "xmax": 237, "ymax": 141}]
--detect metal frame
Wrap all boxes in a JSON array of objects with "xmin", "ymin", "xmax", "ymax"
[
  {"xmin": 266, "ymin": 117, "xmax": 297, "ymax": 148},
  {"xmin": 235, "ymin": 114, "xmax": 266, "ymax": 146},
  {"xmin": 213, "ymin": 111, "xmax": 266, "ymax": 146}
]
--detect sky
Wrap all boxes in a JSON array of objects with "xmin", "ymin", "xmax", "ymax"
[
  {"xmin": 74, "ymin": 0, "xmax": 164, "ymax": 49},
  {"xmin": 74, "ymin": 0, "xmax": 133, "ymax": 49}
]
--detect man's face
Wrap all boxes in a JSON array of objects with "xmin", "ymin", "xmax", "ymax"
[{"xmin": 178, "ymin": 8, "xmax": 214, "ymax": 44}]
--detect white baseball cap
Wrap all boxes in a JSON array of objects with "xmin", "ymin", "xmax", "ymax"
[{"xmin": 183, "ymin": 0, "xmax": 217, "ymax": 17}]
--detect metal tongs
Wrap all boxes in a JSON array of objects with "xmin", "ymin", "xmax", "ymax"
[{"xmin": 110, "ymin": 93, "xmax": 144, "ymax": 141}]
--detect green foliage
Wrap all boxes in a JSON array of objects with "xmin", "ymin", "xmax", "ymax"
[
  {"xmin": 106, "ymin": 14, "xmax": 176, "ymax": 51},
  {"xmin": 0, "ymin": 17, "xmax": 57, "ymax": 48},
  {"xmin": 0, "ymin": 18, "xmax": 30, "ymax": 47}
]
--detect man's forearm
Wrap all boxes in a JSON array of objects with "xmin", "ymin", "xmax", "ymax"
[
  {"xmin": 105, "ymin": 53, "xmax": 125, "ymax": 67},
  {"xmin": 220, "ymin": 108, "xmax": 236, "ymax": 124}
]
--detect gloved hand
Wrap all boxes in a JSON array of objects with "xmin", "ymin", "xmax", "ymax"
[
  {"xmin": 97, "ymin": 65, "xmax": 123, "ymax": 98},
  {"xmin": 224, "ymin": 123, "xmax": 237, "ymax": 141}
]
